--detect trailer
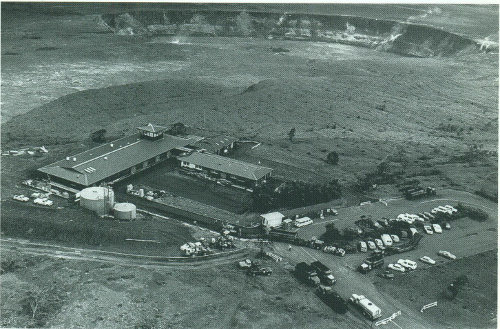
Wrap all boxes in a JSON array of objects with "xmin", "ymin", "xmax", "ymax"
[
  {"xmin": 311, "ymin": 261, "xmax": 336, "ymax": 285},
  {"xmin": 317, "ymin": 286, "xmax": 348, "ymax": 314},
  {"xmin": 295, "ymin": 262, "xmax": 321, "ymax": 286}
]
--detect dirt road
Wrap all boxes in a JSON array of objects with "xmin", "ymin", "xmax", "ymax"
[{"xmin": 0, "ymin": 237, "xmax": 248, "ymax": 269}]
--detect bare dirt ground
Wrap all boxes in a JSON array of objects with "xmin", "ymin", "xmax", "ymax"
[{"xmin": 1, "ymin": 247, "xmax": 370, "ymax": 329}]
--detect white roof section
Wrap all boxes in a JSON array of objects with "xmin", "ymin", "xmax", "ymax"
[{"xmin": 260, "ymin": 212, "xmax": 285, "ymax": 220}]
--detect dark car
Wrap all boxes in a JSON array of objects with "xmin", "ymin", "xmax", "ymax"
[
  {"xmin": 377, "ymin": 270, "xmax": 395, "ymax": 279},
  {"xmin": 248, "ymin": 267, "xmax": 273, "ymax": 276}
]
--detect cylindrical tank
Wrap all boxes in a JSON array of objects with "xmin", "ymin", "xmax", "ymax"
[
  {"xmin": 113, "ymin": 203, "xmax": 137, "ymax": 220},
  {"xmin": 79, "ymin": 186, "xmax": 115, "ymax": 216}
]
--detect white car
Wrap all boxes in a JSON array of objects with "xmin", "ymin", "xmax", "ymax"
[
  {"xmin": 374, "ymin": 239, "xmax": 385, "ymax": 250},
  {"xmin": 390, "ymin": 234, "xmax": 400, "ymax": 243},
  {"xmin": 367, "ymin": 241, "xmax": 377, "ymax": 250},
  {"xmin": 388, "ymin": 263, "xmax": 405, "ymax": 272},
  {"xmin": 13, "ymin": 194, "xmax": 29, "ymax": 202},
  {"xmin": 397, "ymin": 259, "xmax": 417, "ymax": 270},
  {"xmin": 432, "ymin": 224, "xmax": 442, "ymax": 234},
  {"xmin": 419, "ymin": 256, "xmax": 436, "ymax": 265},
  {"xmin": 238, "ymin": 259, "xmax": 252, "ymax": 269},
  {"xmin": 443, "ymin": 205, "xmax": 458, "ymax": 213},
  {"xmin": 34, "ymin": 198, "xmax": 53, "ymax": 206},
  {"xmin": 444, "ymin": 222, "xmax": 451, "ymax": 230},
  {"xmin": 437, "ymin": 206, "xmax": 453, "ymax": 215},
  {"xmin": 409, "ymin": 227, "xmax": 419, "ymax": 236},
  {"xmin": 423, "ymin": 225, "xmax": 433, "ymax": 235},
  {"xmin": 438, "ymin": 250, "xmax": 456, "ymax": 260},
  {"xmin": 409, "ymin": 214, "xmax": 424, "ymax": 222}
]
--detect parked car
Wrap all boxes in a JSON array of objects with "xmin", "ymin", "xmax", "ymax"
[
  {"xmin": 380, "ymin": 234, "xmax": 393, "ymax": 247},
  {"xmin": 295, "ymin": 217, "xmax": 313, "ymax": 227},
  {"xmin": 323, "ymin": 246, "xmax": 337, "ymax": 254},
  {"xmin": 397, "ymin": 259, "xmax": 417, "ymax": 270},
  {"xmin": 438, "ymin": 250, "xmax": 456, "ymax": 260},
  {"xmin": 33, "ymin": 198, "xmax": 53, "ymax": 206},
  {"xmin": 367, "ymin": 241, "xmax": 377, "ymax": 250},
  {"xmin": 374, "ymin": 239, "xmax": 385, "ymax": 250},
  {"xmin": 409, "ymin": 228, "xmax": 419, "ymax": 236},
  {"xmin": 423, "ymin": 225, "xmax": 434, "ymax": 235},
  {"xmin": 444, "ymin": 222, "xmax": 451, "ymax": 230},
  {"xmin": 390, "ymin": 235, "xmax": 400, "ymax": 243},
  {"xmin": 377, "ymin": 271, "xmax": 395, "ymax": 279},
  {"xmin": 358, "ymin": 241, "xmax": 368, "ymax": 252},
  {"xmin": 424, "ymin": 212, "xmax": 435, "ymax": 220},
  {"xmin": 248, "ymin": 267, "xmax": 273, "ymax": 276},
  {"xmin": 432, "ymin": 224, "xmax": 442, "ymax": 234},
  {"xmin": 388, "ymin": 263, "xmax": 405, "ymax": 272},
  {"xmin": 419, "ymin": 256, "xmax": 436, "ymax": 265},
  {"xmin": 443, "ymin": 205, "xmax": 458, "ymax": 214},
  {"xmin": 13, "ymin": 194, "xmax": 29, "ymax": 202},
  {"xmin": 418, "ymin": 213, "xmax": 428, "ymax": 220},
  {"xmin": 238, "ymin": 259, "xmax": 253, "ymax": 269}
]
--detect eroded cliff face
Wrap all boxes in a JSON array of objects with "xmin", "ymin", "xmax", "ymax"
[{"xmin": 98, "ymin": 10, "xmax": 495, "ymax": 57}]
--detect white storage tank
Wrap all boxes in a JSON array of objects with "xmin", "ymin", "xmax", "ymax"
[
  {"xmin": 79, "ymin": 186, "xmax": 115, "ymax": 216},
  {"xmin": 113, "ymin": 203, "xmax": 137, "ymax": 220}
]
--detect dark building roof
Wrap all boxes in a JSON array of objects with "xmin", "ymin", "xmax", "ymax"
[
  {"xmin": 180, "ymin": 152, "xmax": 272, "ymax": 181},
  {"xmin": 39, "ymin": 133, "xmax": 203, "ymax": 186},
  {"xmin": 196, "ymin": 135, "xmax": 238, "ymax": 153}
]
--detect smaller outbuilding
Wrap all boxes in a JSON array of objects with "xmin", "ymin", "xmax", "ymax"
[
  {"xmin": 195, "ymin": 135, "xmax": 238, "ymax": 155},
  {"xmin": 261, "ymin": 212, "xmax": 285, "ymax": 228}
]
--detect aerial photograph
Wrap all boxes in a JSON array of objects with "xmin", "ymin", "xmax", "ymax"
[{"xmin": 0, "ymin": 2, "xmax": 498, "ymax": 328}]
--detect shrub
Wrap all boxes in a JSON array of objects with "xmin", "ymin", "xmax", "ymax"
[
  {"xmin": 326, "ymin": 151, "xmax": 339, "ymax": 165},
  {"xmin": 456, "ymin": 203, "xmax": 489, "ymax": 222}
]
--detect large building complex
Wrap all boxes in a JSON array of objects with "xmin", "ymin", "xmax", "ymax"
[
  {"xmin": 38, "ymin": 124, "xmax": 203, "ymax": 192},
  {"xmin": 179, "ymin": 152, "xmax": 272, "ymax": 187}
]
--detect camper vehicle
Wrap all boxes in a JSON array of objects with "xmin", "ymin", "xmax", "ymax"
[
  {"xmin": 294, "ymin": 217, "xmax": 313, "ymax": 227},
  {"xmin": 397, "ymin": 259, "xmax": 417, "ymax": 270}
]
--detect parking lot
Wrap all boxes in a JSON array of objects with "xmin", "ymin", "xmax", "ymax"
[
  {"xmin": 264, "ymin": 188, "xmax": 497, "ymax": 328},
  {"xmin": 297, "ymin": 188, "xmax": 497, "ymax": 241}
]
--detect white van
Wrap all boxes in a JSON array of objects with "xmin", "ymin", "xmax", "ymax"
[
  {"xmin": 358, "ymin": 241, "xmax": 368, "ymax": 252},
  {"xmin": 380, "ymin": 234, "xmax": 393, "ymax": 247},
  {"xmin": 294, "ymin": 217, "xmax": 313, "ymax": 227}
]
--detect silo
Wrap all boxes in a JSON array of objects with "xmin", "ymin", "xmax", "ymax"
[
  {"xmin": 79, "ymin": 186, "xmax": 115, "ymax": 216},
  {"xmin": 113, "ymin": 203, "xmax": 137, "ymax": 220}
]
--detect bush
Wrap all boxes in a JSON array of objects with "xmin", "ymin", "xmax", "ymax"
[
  {"xmin": 326, "ymin": 151, "xmax": 339, "ymax": 165},
  {"xmin": 456, "ymin": 203, "xmax": 489, "ymax": 222},
  {"xmin": 252, "ymin": 179, "xmax": 342, "ymax": 212}
]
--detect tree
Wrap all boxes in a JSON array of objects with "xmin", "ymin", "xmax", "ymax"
[
  {"xmin": 170, "ymin": 122, "xmax": 187, "ymax": 136},
  {"xmin": 90, "ymin": 129, "xmax": 106, "ymax": 143},
  {"xmin": 322, "ymin": 223, "xmax": 341, "ymax": 243},
  {"xmin": 288, "ymin": 128, "xmax": 296, "ymax": 142},
  {"xmin": 326, "ymin": 151, "xmax": 339, "ymax": 165}
]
